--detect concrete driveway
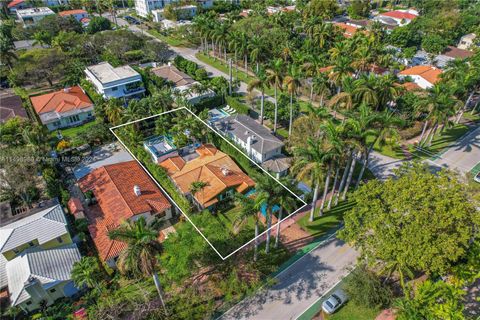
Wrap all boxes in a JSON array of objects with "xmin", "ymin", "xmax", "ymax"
[{"xmin": 219, "ymin": 237, "xmax": 359, "ymax": 320}]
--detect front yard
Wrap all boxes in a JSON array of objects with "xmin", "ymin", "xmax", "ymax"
[{"xmin": 50, "ymin": 121, "xmax": 96, "ymax": 140}]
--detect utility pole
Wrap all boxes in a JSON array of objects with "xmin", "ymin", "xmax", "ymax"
[{"xmin": 228, "ymin": 58, "xmax": 232, "ymax": 96}]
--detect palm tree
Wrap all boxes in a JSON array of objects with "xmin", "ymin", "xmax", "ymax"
[
  {"xmin": 233, "ymin": 193, "xmax": 261, "ymax": 261},
  {"xmin": 266, "ymin": 59, "xmax": 284, "ymax": 133},
  {"xmin": 274, "ymin": 178, "xmax": 298, "ymax": 248},
  {"xmin": 248, "ymin": 35, "xmax": 264, "ymax": 74},
  {"xmin": 108, "ymin": 217, "xmax": 168, "ymax": 316},
  {"xmin": 283, "ymin": 64, "xmax": 302, "ymax": 136},
  {"xmin": 253, "ymin": 173, "xmax": 282, "ymax": 254},
  {"xmin": 292, "ymin": 137, "xmax": 327, "ymax": 222},
  {"xmin": 312, "ymin": 73, "xmax": 330, "ymax": 106},
  {"xmin": 104, "ymin": 99, "xmax": 124, "ymax": 125},
  {"xmin": 247, "ymin": 69, "xmax": 269, "ymax": 125},
  {"xmin": 71, "ymin": 256, "xmax": 105, "ymax": 291},
  {"xmin": 189, "ymin": 180, "xmax": 210, "ymax": 207},
  {"xmin": 329, "ymin": 56, "xmax": 354, "ymax": 93}
]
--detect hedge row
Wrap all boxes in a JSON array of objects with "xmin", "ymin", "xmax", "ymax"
[{"xmin": 225, "ymin": 96, "xmax": 249, "ymax": 115}]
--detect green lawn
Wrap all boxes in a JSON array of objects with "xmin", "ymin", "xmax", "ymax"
[
  {"xmin": 147, "ymin": 29, "xmax": 194, "ymax": 47},
  {"xmin": 297, "ymin": 200, "xmax": 355, "ymax": 238},
  {"xmin": 411, "ymin": 123, "xmax": 472, "ymax": 159},
  {"xmin": 50, "ymin": 121, "xmax": 96, "ymax": 140},
  {"xmin": 328, "ymin": 302, "xmax": 379, "ymax": 320}
]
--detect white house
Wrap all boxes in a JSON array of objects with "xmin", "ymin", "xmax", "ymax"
[
  {"xmin": 85, "ymin": 62, "xmax": 145, "ymax": 101},
  {"xmin": 374, "ymin": 10, "xmax": 418, "ymax": 27},
  {"xmin": 457, "ymin": 33, "xmax": 477, "ymax": 50},
  {"xmin": 152, "ymin": 5, "xmax": 197, "ymax": 22},
  {"xmin": 134, "ymin": 0, "xmax": 212, "ymax": 18},
  {"xmin": 398, "ymin": 65, "xmax": 442, "ymax": 89},
  {"xmin": 216, "ymin": 114, "xmax": 285, "ymax": 164},
  {"xmin": 16, "ymin": 7, "xmax": 55, "ymax": 26}
]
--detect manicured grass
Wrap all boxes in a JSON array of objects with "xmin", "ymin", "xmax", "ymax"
[
  {"xmin": 297, "ymin": 200, "xmax": 355, "ymax": 238},
  {"xmin": 366, "ymin": 136, "xmax": 405, "ymax": 160},
  {"xmin": 328, "ymin": 301, "xmax": 379, "ymax": 320},
  {"xmin": 411, "ymin": 123, "xmax": 472, "ymax": 159},
  {"xmin": 50, "ymin": 121, "xmax": 96, "ymax": 140},
  {"xmin": 470, "ymin": 161, "xmax": 480, "ymax": 176},
  {"xmin": 147, "ymin": 29, "xmax": 193, "ymax": 47}
]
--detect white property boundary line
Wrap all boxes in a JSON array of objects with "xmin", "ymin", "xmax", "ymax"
[
  {"xmin": 217, "ymin": 229, "xmax": 341, "ymax": 319},
  {"xmin": 110, "ymin": 107, "xmax": 307, "ymax": 260}
]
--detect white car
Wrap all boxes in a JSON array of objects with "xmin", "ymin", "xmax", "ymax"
[
  {"xmin": 321, "ymin": 289, "xmax": 348, "ymax": 314},
  {"xmin": 474, "ymin": 172, "xmax": 480, "ymax": 183}
]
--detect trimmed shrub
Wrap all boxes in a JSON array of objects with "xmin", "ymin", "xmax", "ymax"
[{"xmin": 225, "ymin": 96, "xmax": 249, "ymax": 115}]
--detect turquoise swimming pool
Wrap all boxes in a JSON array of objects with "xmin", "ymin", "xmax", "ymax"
[{"xmin": 245, "ymin": 189, "xmax": 281, "ymax": 217}]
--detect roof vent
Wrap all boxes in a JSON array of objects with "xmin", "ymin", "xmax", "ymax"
[
  {"xmin": 64, "ymin": 87, "xmax": 70, "ymax": 93},
  {"xmin": 221, "ymin": 167, "xmax": 230, "ymax": 176},
  {"xmin": 133, "ymin": 185, "xmax": 141, "ymax": 196}
]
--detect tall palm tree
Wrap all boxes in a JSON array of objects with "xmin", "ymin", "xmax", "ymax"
[
  {"xmin": 284, "ymin": 64, "xmax": 302, "ymax": 136},
  {"xmin": 247, "ymin": 69, "xmax": 269, "ymax": 125},
  {"xmin": 329, "ymin": 56, "xmax": 354, "ymax": 94},
  {"xmin": 266, "ymin": 59, "xmax": 284, "ymax": 133},
  {"xmin": 104, "ymin": 99, "xmax": 124, "ymax": 125},
  {"xmin": 253, "ymin": 173, "xmax": 282, "ymax": 254},
  {"xmin": 248, "ymin": 35, "xmax": 264, "ymax": 74},
  {"xmin": 312, "ymin": 73, "xmax": 330, "ymax": 106},
  {"xmin": 274, "ymin": 178, "xmax": 298, "ymax": 248},
  {"xmin": 108, "ymin": 217, "xmax": 168, "ymax": 316},
  {"xmin": 292, "ymin": 138, "xmax": 327, "ymax": 222},
  {"xmin": 233, "ymin": 193, "xmax": 261, "ymax": 261}
]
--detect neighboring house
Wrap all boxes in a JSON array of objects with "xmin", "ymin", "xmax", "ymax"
[
  {"xmin": 58, "ymin": 9, "xmax": 89, "ymax": 22},
  {"xmin": 151, "ymin": 64, "xmax": 214, "ymax": 103},
  {"xmin": 13, "ymin": 40, "xmax": 45, "ymax": 51},
  {"xmin": 398, "ymin": 65, "xmax": 442, "ymax": 89},
  {"xmin": 159, "ymin": 144, "xmax": 255, "ymax": 210},
  {"xmin": 457, "ymin": 33, "xmax": 477, "ymax": 50},
  {"xmin": 374, "ymin": 10, "xmax": 418, "ymax": 26},
  {"xmin": 410, "ymin": 50, "xmax": 430, "ymax": 66},
  {"xmin": 78, "ymin": 160, "xmax": 172, "ymax": 267},
  {"xmin": 152, "ymin": 5, "xmax": 197, "ymax": 22},
  {"xmin": 0, "ymin": 94, "xmax": 28, "ymax": 123},
  {"xmin": 6, "ymin": 244, "xmax": 81, "ymax": 313},
  {"xmin": 0, "ymin": 202, "xmax": 79, "ymax": 312},
  {"xmin": 16, "ymin": 7, "xmax": 55, "ymax": 26},
  {"xmin": 30, "ymin": 86, "xmax": 94, "ymax": 131},
  {"xmin": 85, "ymin": 62, "xmax": 145, "ymax": 101},
  {"xmin": 333, "ymin": 22, "xmax": 364, "ymax": 38},
  {"xmin": 7, "ymin": 0, "xmax": 30, "ymax": 13},
  {"xmin": 134, "ymin": 0, "xmax": 212, "ymax": 17},
  {"xmin": 144, "ymin": 135, "xmax": 179, "ymax": 164},
  {"xmin": 215, "ymin": 114, "xmax": 285, "ymax": 164},
  {"xmin": 434, "ymin": 46, "xmax": 475, "ymax": 68},
  {"xmin": 261, "ymin": 155, "xmax": 292, "ymax": 178}
]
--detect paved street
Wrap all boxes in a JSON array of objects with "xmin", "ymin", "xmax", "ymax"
[
  {"xmin": 219, "ymin": 237, "xmax": 359, "ymax": 320},
  {"xmin": 432, "ymin": 126, "xmax": 480, "ymax": 174},
  {"xmin": 368, "ymin": 151, "xmax": 408, "ymax": 181}
]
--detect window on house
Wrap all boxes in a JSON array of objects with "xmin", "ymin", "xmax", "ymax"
[
  {"xmin": 57, "ymin": 236, "xmax": 63, "ymax": 243},
  {"xmin": 68, "ymin": 115, "xmax": 80, "ymax": 123},
  {"xmin": 111, "ymin": 86, "xmax": 118, "ymax": 91}
]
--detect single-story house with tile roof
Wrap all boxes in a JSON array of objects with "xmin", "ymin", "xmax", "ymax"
[
  {"xmin": 78, "ymin": 160, "xmax": 172, "ymax": 267},
  {"xmin": 434, "ymin": 46, "xmax": 475, "ymax": 68},
  {"xmin": 159, "ymin": 144, "xmax": 255, "ymax": 210},
  {"xmin": 215, "ymin": 114, "xmax": 285, "ymax": 164},
  {"xmin": 398, "ymin": 65, "xmax": 442, "ymax": 89},
  {"xmin": 6, "ymin": 244, "xmax": 81, "ymax": 312},
  {"xmin": 333, "ymin": 22, "xmax": 367, "ymax": 38},
  {"xmin": 7, "ymin": 0, "xmax": 30, "ymax": 12},
  {"xmin": 30, "ymin": 86, "xmax": 94, "ymax": 131},
  {"xmin": 151, "ymin": 64, "xmax": 215, "ymax": 103},
  {"xmin": 0, "ymin": 94, "xmax": 28, "ymax": 123},
  {"xmin": 375, "ymin": 10, "xmax": 418, "ymax": 26},
  {"xmin": 58, "ymin": 9, "xmax": 88, "ymax": 22}
]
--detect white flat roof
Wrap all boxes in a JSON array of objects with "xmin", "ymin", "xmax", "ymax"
[
  {"xmin": 86, "ymin": 62, "xmax": 140, "ymax": 85},
  {"xmin": 17, "ymin": 7, "xmax": 54, "ymax": 17}
]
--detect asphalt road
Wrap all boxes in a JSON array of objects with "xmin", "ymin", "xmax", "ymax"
[
  {"xmin": 432, "ymin": 126, "xmax": 480, "ymax": 174},
  {"xmin": 219, "ymin": 237, "xmax": 359, "ymax": 320}
]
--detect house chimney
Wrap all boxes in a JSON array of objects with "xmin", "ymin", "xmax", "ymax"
[
  {"xmin": 133, "ymin": 185, "xmax": 141, "ymax": 196},
  {"xmin": 63, "ymin": 87, "xmax": 70, "ymax": 93}
]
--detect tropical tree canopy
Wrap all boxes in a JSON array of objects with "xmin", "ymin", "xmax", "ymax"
[{"xmin": 339, "ymin": 162, "xmax": 479, "ymax": 276}]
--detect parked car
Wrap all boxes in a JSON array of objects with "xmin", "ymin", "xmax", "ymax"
[
  {"xmin": 124, "ymin": 15, "xmax": 140, "ymax": 25},
  {"xmin": 321, "ymin": 289, "xmax": 348, "ymax": 314},
  {"xmin": 474, "ymin": 172, "xmax": 480, "ymax": 183}
]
